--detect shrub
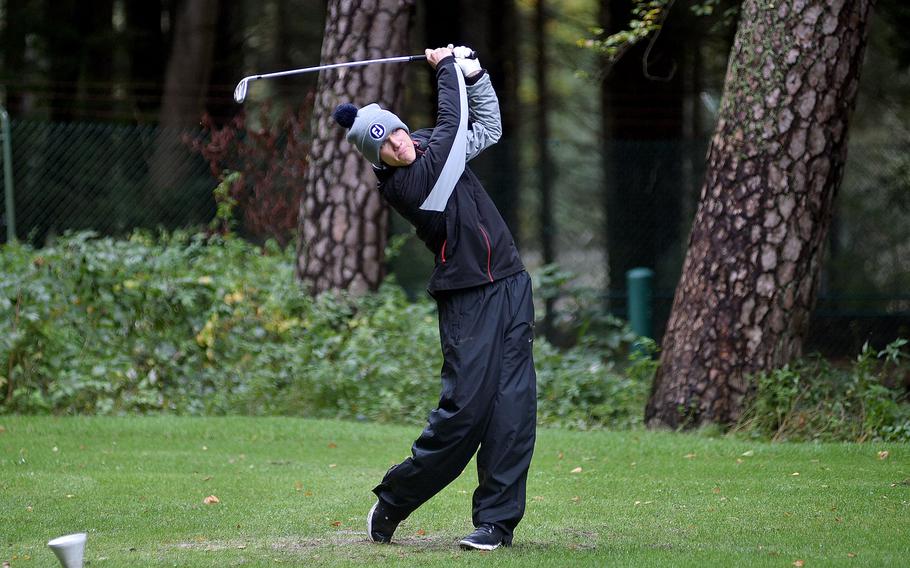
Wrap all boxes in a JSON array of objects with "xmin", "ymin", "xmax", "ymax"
[
  {"xmin": 735, "ymin": 339, "xmax": 910, "ymax": 442},
  {"xmin": 0, "ymin": 231, "xmax": 649, "ymax": 429}
]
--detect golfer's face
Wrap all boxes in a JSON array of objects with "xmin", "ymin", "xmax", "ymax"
[{"xmin": 380, "ymin": 129, "xmax": 416, "ymax": 167}]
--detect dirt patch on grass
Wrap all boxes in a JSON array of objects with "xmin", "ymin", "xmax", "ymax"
[
  {"xmin": 270, "ymin": 531, "xmax": 456, "ymax": 552},
  {"xmin": 175, "ymin": 529, "xmax": 583, "ymax": 556}
]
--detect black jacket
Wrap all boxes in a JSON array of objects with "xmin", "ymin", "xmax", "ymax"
[{"xmin": 376, "ymin": 56, "xmax": 524, "ymax": 295}]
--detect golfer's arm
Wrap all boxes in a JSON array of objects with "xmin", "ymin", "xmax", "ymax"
[
  {"xmin": 423, "ymin": 57, "xmax": 464, "ymax": 178},
  {"xmin": 464, "ymin": 73, "xmax": 502, "ymax": 162}
]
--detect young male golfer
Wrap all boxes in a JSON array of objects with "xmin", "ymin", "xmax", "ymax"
[{"xmin": 332, "ymin": 45, "xmax": 536, "ymax": 551}]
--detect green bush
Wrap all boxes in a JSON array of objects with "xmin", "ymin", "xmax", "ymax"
[
  {"xmin": 735, "ymin": 339, "xmax": 910, "ymax": 442},
  {"xmin": 0, "ymin": 231, "xmax": 650, "ymax": 428}
]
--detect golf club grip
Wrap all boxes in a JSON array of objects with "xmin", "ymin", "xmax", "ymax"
[{"xmin": 411, "ymin": 50, "xmax": 478, "ymax": 61}]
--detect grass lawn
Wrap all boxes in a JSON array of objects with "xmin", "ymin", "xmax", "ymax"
[{"xmin": 2, "ymin": 416, "xmax": 909, "ymax": 567}]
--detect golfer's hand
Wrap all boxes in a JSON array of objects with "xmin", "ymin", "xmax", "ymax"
[
  {"xmin": 450, "ymin": 44, "xmax": 482, "ymax": 78},
  {"xmin": 425, "ymin": 47, "xmax": 454, "ymax": 69}
]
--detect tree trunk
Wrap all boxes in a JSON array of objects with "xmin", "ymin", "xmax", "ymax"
[
  {"xmin": 148, "ymin": 0, "xmax": 219, "ymax": 198},
  {"xmin": 535, "ymin": 0, "xmax": 556, "ymax": 336},
  {"xmin": 646, "ymin": 0, "xmax": 876, "ymax": 428},
  {"xmin": 296, "ymin": 0, "xmax": 416, "ymax": 295},
  {"xmin": 125, "ymin": 0, "xmax": 167, "ymax": 121},
  {"xmin": 157, "ymin": 0, "xmax": 220, "ymax": 129},
  {"xmin": 2, "ymin": 0, "xmax": 29, "ymax": 116}
]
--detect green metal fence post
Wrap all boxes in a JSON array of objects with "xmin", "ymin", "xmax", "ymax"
[
  {"xmin": 626, "ymin": 267, "xmax": 654, "ymax": 340},
  {"xmin": 1, "ymin": 105, "xmax": 15, "ymax": 243}
]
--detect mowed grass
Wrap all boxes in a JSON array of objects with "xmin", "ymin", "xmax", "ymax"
[{"xmin": 2, "ymin": 416, "xmax": 908, "ymax": 567}]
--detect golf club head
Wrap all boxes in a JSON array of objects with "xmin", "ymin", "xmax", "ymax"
[
  {"xmin": 234, "ymin": 78, "xmax": 251, "ymax": 104},
  {"xmin": 48, "ymin": 533, "xmax": 87, "ymax": 568}
]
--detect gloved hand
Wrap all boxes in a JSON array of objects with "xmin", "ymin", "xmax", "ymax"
[{"xmin": 449, "ymin": 44, "xmax": 482, "ymax": 78}]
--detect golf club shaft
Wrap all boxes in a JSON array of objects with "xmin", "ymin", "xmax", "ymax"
[
  {"xmin": 247, "ymin": 54, "xmax": 427, "ymax": 82},
  {"xmin": 235, "ymin": 51, "xmax": 477, "ymax": 103}
]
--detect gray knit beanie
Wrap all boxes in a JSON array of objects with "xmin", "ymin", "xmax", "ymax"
[{"xmin": 332, "ymin": 103, "xmax": 409, "ymax": 166}]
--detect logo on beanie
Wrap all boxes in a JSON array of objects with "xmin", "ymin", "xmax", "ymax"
[{"xmin": 369, "ymin": 123, "xmax": 386, "ymax": 140}]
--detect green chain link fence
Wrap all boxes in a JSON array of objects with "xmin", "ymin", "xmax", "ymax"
[{"xmin": 1, "ymin": 119, "xmax": 214, "ymax": 245}]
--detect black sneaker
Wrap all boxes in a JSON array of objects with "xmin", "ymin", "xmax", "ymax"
[
  {"xmin": 458, "ymin": 523, "xmax": 512, "ymax": 551},
  {"xmin": 366, "ymin": 499, "xmax": 400, "ymax": 543}
]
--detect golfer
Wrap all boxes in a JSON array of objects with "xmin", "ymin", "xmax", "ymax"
[{"xmin": 332, "ymin": 45, "xmax": 537, "ymax": 551}]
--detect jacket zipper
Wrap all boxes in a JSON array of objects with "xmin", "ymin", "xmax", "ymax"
[
  {"xmin": 440, "ymin": 240, "xmax": 447, "ymax": 264},
  {"xmin": 478, "ymin": 225, "xmax": 494, "ymax": 282}
]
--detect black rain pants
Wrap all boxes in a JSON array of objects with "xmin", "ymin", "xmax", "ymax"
[{"xmin": 372, "ymin": 270, "xmax": 537, "ymax": 539}]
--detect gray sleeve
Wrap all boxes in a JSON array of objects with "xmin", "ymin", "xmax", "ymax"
[{"xmin": 464, "ymin": 73, "xmax": 502, "ymax": 162}]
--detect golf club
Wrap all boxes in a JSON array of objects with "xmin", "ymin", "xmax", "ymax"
[{"xmin": 234, "ymin": 51, "xmax": 476, "ymax": 104}]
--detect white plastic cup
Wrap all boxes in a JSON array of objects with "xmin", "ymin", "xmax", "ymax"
[{"xmin": 47, "ymin": 532, "xmax": 87, "ymax": 568}]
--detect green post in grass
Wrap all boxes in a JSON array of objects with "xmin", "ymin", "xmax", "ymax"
[
  {"xmin": 1, "ymin": 105, "xmax": 15, "ymax": 243},
  {"xmin": 626, "ymin": 267, "xmax": 653, "ymax": 347}
]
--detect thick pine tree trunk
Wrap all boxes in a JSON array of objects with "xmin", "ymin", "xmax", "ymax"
[
  {"xmin": 646, "ymin": 0, "xmax": 876, "ymax": 428},
  {"xmin": 296, "ymin": 0, "xmax": 415, "ymax": 295}
]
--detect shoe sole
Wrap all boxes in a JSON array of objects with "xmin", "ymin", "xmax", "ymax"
[
  {"xmin": 366, "ymin": 501, "xmax": 380, "ymax": 543},
  {"xmin": 458, "ymin": 539, "xmax": 501, "ymax": 551}
]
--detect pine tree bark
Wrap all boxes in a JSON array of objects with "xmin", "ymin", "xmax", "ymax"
[
  {"xmin": 645, "ymin": 0, "xmax": 876, "ymax": 428},
  {"xmin": 296, "ymin": 0, "xmax": 415, "ymax": 295}
]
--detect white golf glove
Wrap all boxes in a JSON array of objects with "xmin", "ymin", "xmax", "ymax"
[{"xmin": 451, "ymin": 45, "xmax": 482, "ymax": 77}]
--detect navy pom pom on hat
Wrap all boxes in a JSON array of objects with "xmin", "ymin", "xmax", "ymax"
[{"xmin": 332, "ymin": 102, "xmax": 409, "ymax": 166}]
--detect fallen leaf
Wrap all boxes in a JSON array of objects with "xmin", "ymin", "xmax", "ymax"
[
  {"xmin": 878, "ymin": 451, "xmax": 889, "ymax": 460},
  {"xmin": 294, "ymin": 481, "xmax": 303, "ymax": 492},
  {"xmin": 331, "ymin": 521, "xmax": 341, "ymax": 527},
  {"xmin": 328, "ymin": 442, "xmax": 337, "ymax": 448},
  {"xmin": 847, "ymin": 552, "xmax": 857, "ymax": 558},
  {"xmin": 26, "ymin": 506, "xmax": 32, "ymax": 512},
  {"xmin": 533, "ymin": 495, "xmax": 544, "ymax": 501},
  {"xmin": 304, "ymin": 490, "xmax": 313, "ymax": 497},
  {"xmin": 712, "ymin": 487, "xmax": 721, "ymax": 494},
  {"xmin": 0, "ymin": 425, "xmax": 6, "ymax": 434},
  {"xmin": 203, "ymin": 495, "xmax": 220, "ymax": 505},
  {"xmin": 736, "ymin": 458, "xmax": 744, "ymax": 464},
  {"xmin": 571, "ymin": 496, "xmax": 581, "ymax": 502},
  {"xmin": 793, "ymin": 561, "xmax": 804, "ymax": 567},
  {"xmin": 741, "ymin": 450, "xmax": 754, "ymax": 457},
  {"xmin": 684, "ymin": 453, "xmax": 696, "ymax": 459},
  {"xmin": 329, "ymin": 464, "xmax": 337, "ymax": 468},
  {"xmin": 558, "ymin": 452, "xmax": 565, "ymax": 460},
  {"xmin": 202, "ymin": 476, "xmax": 213, "ymax": 482},
  {"xmin": 571, "ymin": 467, "xmax": 583, "ymax": 473},
  {"xmin": 416, "ymin": 529, "xmax": 426, "ymax": 536}
]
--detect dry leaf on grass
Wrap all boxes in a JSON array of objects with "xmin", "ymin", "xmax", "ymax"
[
  {"xmin": 416, "ymin": 529, "xmax": 426, "ymax": 536},
  {"xmin": 203, "ymin": 495, "xmax": 220, "ymax": 505},
  {"xmin": 684, "ymin": 453, "xmax": 696, "ymax": 459},
  {"xmin": 793, "ymin": 561, "xmax": 804, "ymax": 567},
  {"xmin": 331, "ymin": 521, "xmax": 342, "ymax": 527},
  {"xmin": 877, "ymin": 451, "xmax": 889, "ymax": 460},
  {"xmin": 571, "ymin": 467, "xmax": 583, "ymax": 473},
  {"xmin": 328, "ymin": 442, "xmax": 337, "ymax": 448}
]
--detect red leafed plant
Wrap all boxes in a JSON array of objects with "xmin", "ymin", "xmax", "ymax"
[{"xmin": 186, "ymin": 94, "xmax": 315, "ymax": 247}]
